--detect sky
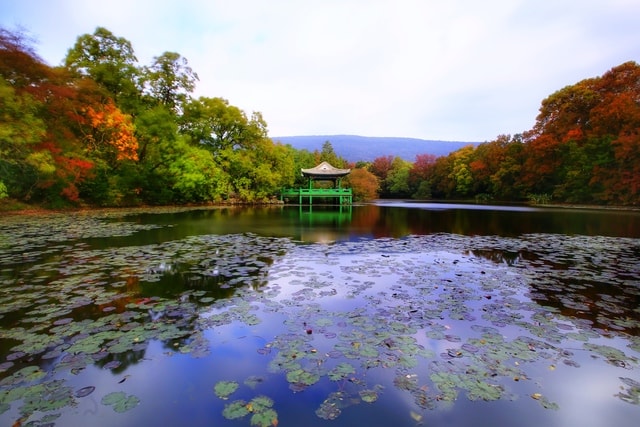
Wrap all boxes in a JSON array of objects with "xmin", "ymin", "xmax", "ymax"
[{"xmin": 1, "ymin": 0, "xmax": 639, "ymax": 142}]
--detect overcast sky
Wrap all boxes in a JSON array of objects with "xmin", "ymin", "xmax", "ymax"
[{"xmin": 2, "ymin": 0, "xmax": 639, "ymax": 142}]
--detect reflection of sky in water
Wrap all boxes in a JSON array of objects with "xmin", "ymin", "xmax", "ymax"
[{"xmin": 375, "ymin": 200, "xmax": 541, "ymax": 212}]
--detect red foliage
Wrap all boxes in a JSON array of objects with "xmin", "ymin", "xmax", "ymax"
[
  {"xmin": 370, "ymin": 155, "xmax": 394, "ymax": 180},
  {"xmin": 409, "ymin": 153, "xmax": 436, "ymax": 184}
]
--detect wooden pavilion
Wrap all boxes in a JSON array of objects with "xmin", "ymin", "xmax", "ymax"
[{"xmin": 281, "ymin": 161, "xmax": 352, "ymax": 205}]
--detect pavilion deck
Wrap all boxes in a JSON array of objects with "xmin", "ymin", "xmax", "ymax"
[{"xmin": 280, "ymin": 187, "xmax": 353, "ymax": 205}]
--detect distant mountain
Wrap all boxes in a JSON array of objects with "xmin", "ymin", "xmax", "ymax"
[{"xmin": 271, "ymin": 135, "xmax": 478, "ymax": 162}]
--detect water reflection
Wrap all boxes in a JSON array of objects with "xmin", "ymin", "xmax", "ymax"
[
  {"xmin": 1, "ymin": 205, "xmax": 640, "ymax": 427},
  {"xmin": 469, "ymin": 242, "xmax": 640, "ymax": 336},
  {"xmin": 70, "ymin": 203, "xmax": 640, "ymax": 250}
]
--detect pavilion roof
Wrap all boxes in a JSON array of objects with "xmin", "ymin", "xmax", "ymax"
[{"xmin": 301, "ymin": 161, "xmax": 351, "ymax": 178}]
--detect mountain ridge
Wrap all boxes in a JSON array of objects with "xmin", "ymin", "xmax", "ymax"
[{"xmin": 272, "ymin": 134, "xmax": 479, "ymax": 162}]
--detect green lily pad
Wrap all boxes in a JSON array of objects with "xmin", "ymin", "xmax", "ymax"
[
  {"xmin": 0, "ymin": 365, "xmax": 46, "ymax": 386},
  {"xmin": 214, "ymin": 381, "xmax": 239, "ymax": 400},
  {"xmin": 359, "ymin": 389, "xmax": 379, "ymax": 403},
  {"xmin": 101, "ymin": 391, "xmax": 140, "ymax": 413},
  {"xmin": 328, "ymin": 363, "xmax": 356, "ymax": 381},
  {"xmin": 286, "ymin": 369, "xmax": 320, "ymax": 387},
  {"xmin": 250, "ymin": 408, "xmax": 278, "ymax": 427},
  {"xmin": 222, "ymin": 400, "xmax": 249, "ymax": 419}
]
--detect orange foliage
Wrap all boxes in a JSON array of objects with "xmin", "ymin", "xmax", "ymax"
[
  {"xmin": 85, "ymin": 101, "xmax": 138, "ymax": 162},
  {"xmin": 347, "ymin": 168, "xmax": 379, "ymax": 201}
]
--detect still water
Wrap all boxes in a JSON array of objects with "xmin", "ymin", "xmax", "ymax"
[{"xmin": 0, "ymin": 202, "xmax": 639, "ymax": 427}]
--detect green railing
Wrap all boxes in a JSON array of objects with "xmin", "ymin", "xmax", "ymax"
[{"xmin": 280, "ymin": 187, "xmax": 353, "ymax": 205}]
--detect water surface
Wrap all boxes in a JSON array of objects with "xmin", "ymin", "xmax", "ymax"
[{"xmin": 0, "ymin": 203, "xmax": 639, "ymax": 427}]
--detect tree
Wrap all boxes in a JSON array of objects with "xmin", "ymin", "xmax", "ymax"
[
  {"xmin": 386, "ymin": 157, "xmax": 412, "ymax": 197},
  {"xmin": 490, "ymin": 136, "xmax": 524, "ymax": 200},
  {"xmin": 0, "ymin": 76, "xmax": 46, "ymax": 198},
  {"xmin": 346, "ymin": 167, "xmax": 379, "ymax": 201},
  {"xmin": 409, "ymin": 153, "xmax": 436, "ymax": 199},
  {"xmin": 317, "ymin": 141, "xmax": 347, "ymax": 168},
  {"xmin": 83, "ymin": 101, "xmax": 139, "ymax": 165},
  {"xmin": 523, "ymin": 61, "xmax": 640, "ymax": 204},
  {"xmin": 65, "ymin": 27, "xmax": 141, "ymax": 112},
  {"xmin": 181, "ymin": 97, "xmax": 266, "ymax": 152},
  {"xmin": 369, "ymin": 155, "xmax": 394, "ymax": 196},
  {"xmin": 448, "ymin": 145, "xmax": 475, "ymax": 196},
  {"xmin": 142, "ymin": 51, "xmax": 198, "ymax": 113}
]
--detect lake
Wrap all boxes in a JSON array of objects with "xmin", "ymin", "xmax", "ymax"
[{"xmin": 1, "ymin": 202, "xmax": 639, "ymax": 427}]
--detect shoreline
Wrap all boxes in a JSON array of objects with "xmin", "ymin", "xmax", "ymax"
[{"xmin": 1, "ymin": 198, "xmax": 639, "ymax": 216}]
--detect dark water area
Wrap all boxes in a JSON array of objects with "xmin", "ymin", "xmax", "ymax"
[
  {"xmin": 80, "ymin": 202, "xmax": 640, "ymax": 250},
  {"xmin": 0, "ymin": 202, "xmax": 639, "ymax": 427}
]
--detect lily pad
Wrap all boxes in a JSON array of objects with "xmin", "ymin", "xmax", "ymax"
[
  {"xmin": 286, "ymin": 369, "xmax": 320, "ymax": 388},
  {"xmin": 101, "ymin": 391, "xmax": 140, "ymax": 413},
  {"xmin": 359, "ymin": 389, "xmax": 379, "ymax": 403},
  {"xmin": 222, "ymin": 400, "xmax": 249, "ymax": 419},
  {"xmin": 214, "ymin": 381, "xmax": 239, "ymax": 400},
  {"xmin": 328, "ymin": 363, "xmax": 356, "ymax": 381},
  {"xmin": 250, "ymin": 408, "xmax": 278, "ymax": 427}
]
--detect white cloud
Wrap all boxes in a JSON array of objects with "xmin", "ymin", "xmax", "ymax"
[{"xmin": 1, "ymin": 0, "xmax": 639, "ymax": 141}]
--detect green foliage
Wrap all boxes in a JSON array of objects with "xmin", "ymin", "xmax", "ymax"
[
  {"xmin": 386, "ymin": 157, "xmax": 412, "ymax": 196},
  {"xmin": 214, "ymin": 381, "xmax": 239, "ymax": 400},
  {"xmin": 527, "ymin": 193, "xmax": 552, "ymax": 205},
  {"xmin": 3, "ymin": 25, "xmax": 640, "ymax": 207},
  {"xmin": 65, "ymin": 27, "xmax": 141, "ymax": 112},
  {"xmin": 412, "ymin": 180, "xmax": 431, "ymax": 200},
  {"xmin": 142, "ymin": 51, "xmax": 198, "ymax": 112},
  {"xmin": 167, "ymin": 139, "xmax": 228, "ymax": 202}
]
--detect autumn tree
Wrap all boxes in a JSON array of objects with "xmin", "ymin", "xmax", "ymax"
[
  {"xmin": 0, "ymin": 76, "xmax": 46, "ymax": 198},
  {"xmin": 409, "ymin": 153, "xmax": 436, "ymax": 199},
  {"xmin": 523, "ymin": 61, "xmax": 640, "ymax": 204},
  {"xmin": 1, "ymin": 28, "xmax": 101, "ymax": 205},
  {"xmin": 369, "ymin": 155, "xmax": 394, "ymax": 196},
  {"xmin": 83, "ymin": 101, "xmax": 138, "ymax": 165},
  {"xmin": 346, "ymin": 167, "xmax": 379, "ymax": 201}
]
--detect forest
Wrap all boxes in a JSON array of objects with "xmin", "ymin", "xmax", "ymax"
[{"xmin": 1, "ymin": 26, "xmax": 639, "ymax": 208}]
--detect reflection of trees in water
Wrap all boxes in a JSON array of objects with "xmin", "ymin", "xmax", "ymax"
[
  {"xmin": 469, "ymin": 249, "xmax": 523, "ymax": 266},
  {"xmin": 469, "ymin": 245, "xmax": 640, "ymax": 336},
  {"xmin": 350, "ymin": 204, "xmax": 640, "ymax": 238}
]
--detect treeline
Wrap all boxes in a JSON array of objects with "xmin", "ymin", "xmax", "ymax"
[
  {"xmin": 1, "ymin": 26, "xmax": 639, "ymax": 208},
  {"xmin": 365, "ymin": 61, "xmax": 640, "ymax": 206},
  {"xmin": 0, "ymin": 27, "xmax": 348, "ymax": 207}
]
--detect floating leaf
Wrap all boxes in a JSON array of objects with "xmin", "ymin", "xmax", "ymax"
[
  {"xmin": 316, "ymin": 392, "xmax": 347, "ymax": 420},
  {"xmin": 286, "ymin": 369, "xmax": 319, "ymax": 387},
  {"xmin": 222, "ymin": 400, "xmax": 249, "ymax": 419},
  {"xmin": 101, "ymin": 391, "xmax": 140, "ymax": 413},
  {"xmin": 214, "ymin": 381, "xmax": 239, "ymax": 400},
  {"xmin": 249, "ymin": 395, "xmax": 274, "ymax": 411},
  {"xmin": 616, "ymin": 377, "xmax": 640, "ymax": 405},
  {"xmin": 250, "ymin": 408, "xmax": 278, "ymax": 427},
  {"xmin": 359, "ymin": 389, "xmax": 379, "ymax": 403},
  {"xmin": 328, "ymin": 363, "xmax": 356, "ymax": 381},
  {"xmin": 0, "ymin": 365, "xmax": 46, "ymax": 386}
]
